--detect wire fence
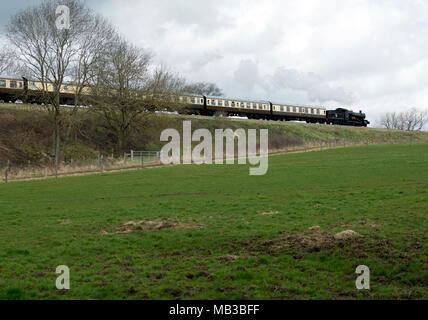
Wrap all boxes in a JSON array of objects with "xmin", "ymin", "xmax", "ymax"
[
  {"xmin": 1, "ymin": 139, "xmax": 426, "ymax": 183},
  {"xmin": 1, "ymin": 151, "xmax": 162, "ymax": 183}
]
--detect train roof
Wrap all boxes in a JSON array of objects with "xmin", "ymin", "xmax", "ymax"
[
  {"xmin": 0, "ymin": 74, "xmax": 24, "ymax": 80},
  {"xmin": 204, "ymin": 95, "xmax": 270, "ymax": 104},
  {"xmin": 271, "ymin": 101, "xmax": 326, "ymax": 109}
]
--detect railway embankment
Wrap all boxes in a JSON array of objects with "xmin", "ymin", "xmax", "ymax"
[{"xmin": 1, "ymin": 104, "xmax": 428, "ymax": 171}]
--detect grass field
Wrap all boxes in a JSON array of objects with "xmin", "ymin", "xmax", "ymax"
[{"xmin": 0, "ymin": 144, "xmax": 427, "ymax": 300}]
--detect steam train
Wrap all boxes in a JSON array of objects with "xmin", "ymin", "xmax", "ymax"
[{"xmin": 0, "ymin": 75, "xmax": 370, "ymax": 127}]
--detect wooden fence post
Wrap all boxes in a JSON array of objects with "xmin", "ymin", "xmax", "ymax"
[{"xmin": 4, "ymin": 160, "xmax": 10, "ymax": 183}]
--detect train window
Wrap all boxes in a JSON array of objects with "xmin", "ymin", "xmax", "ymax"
[
  {"xmin": 280, "ymin": 106, "xmax": 284, "ymax": 112},
  {"xmin": 317, "ymin": 109, "xmax": 320, "ymax": 115},
  {"xmin": 0, "ymin": 80, "xmax": 6, "ymax": 87},
  {"xmin": 211, "ymin": 100, "xmax": 216, "ymax": 105},
  {"xmin": 191, "ymin": 98, "xmax": 195, "ymax": 103},
  {"xmin": 253, "ymin": 104, "xmax": 257, "ymax": 109},
  {"xmin": 10, "ymin": 81, "xmax": 17, "ymax": 88},
  {"xmin": 218, "ymin": 100, "xmax": 223, "ymax": 106},
  {"xmin": 247, "ymin": 103, "xmax": 251, "ymax": 108},
  {"xmin": 259, "ymin": 105, "xmax": 263, "ymax": 110},
  {"xmin": 19, "ymin": 82, "xmax": 23, "ymax": 88},
  {"xmin": 293, "ymin": 107, "xmax": 297, "ymax": 113},
  {"xmin": 301, "ymin": 108, "xmax": 305, "ymax": 113},
  {"xmin": 225, "ymin": 101, "xmax": 229, "ymax": 107},
  {"xmin": 64, "ymin": 86, "xmax": 69, "ymax": 91},
  {"xmin": 231, "ymin": 102, "xmax": 235, "ymax": 107}
]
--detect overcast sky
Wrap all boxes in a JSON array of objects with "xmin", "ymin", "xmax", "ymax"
[{"xmin": 2, "ymin": 0, "xmax": 428, "ymax": 124}]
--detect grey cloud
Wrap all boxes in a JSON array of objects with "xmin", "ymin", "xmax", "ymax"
[
  {"xmin": 272, "ymin": 67, "xmax": 358, "ymax": 105},
  {"xmin": 0, "ymin": 0, "xmax": 45, "ymax": 31},
  {"xmin": 233, "ymin": 59, "xmax": 260, "ymax": 91},
  {"xmin": 95, "ymin": 0, "xmax": 237, "ymax": 36},
  {"xmin": 194, "ymin": 51, "xmax": 223, "ymax": 68},
  {"xmin": 232, "ymin": 60, "xmax": 358, "ymax": 105}
]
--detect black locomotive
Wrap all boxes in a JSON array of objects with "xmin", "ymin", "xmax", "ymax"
[{"xmin": 326, "ymin": 108, "xmax": 370, "ymax": 127}]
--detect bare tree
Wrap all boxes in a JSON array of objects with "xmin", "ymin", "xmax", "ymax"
[
  {"xmin": 6, "ymin": 0, "xmax": 110, "ymax": 166},
  {"xmin": 380, "ymin": 108, "xmax": 428, "ymax": 131},
  {"xmin": 183, "ymin": 81, "xmax": 224, "ymax": 96},
  {"xmin": 91, "ymin": 38, "xmax": 185, "ymax": 154},
  {"xmin": 380, "ymin": 111, "xmax": 398, "ymax": 130},
  {"xmin": 0, "ymin": 40, "xmax": 16, "ymax": 75},
  {"xmin": 0, "ymin": 50, "xmax": 11, "ymax": 75},
  {"xmin": 61, "ymin": 14, "xmax": 115, "ymax": 157}
]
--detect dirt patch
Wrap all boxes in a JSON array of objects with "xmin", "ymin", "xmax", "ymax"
[
  {"xmin": 334, "ymin": 230, "xmax": 360, "ymax": 240},
  {"xmin": 100, "ymin": 219, "xmax": 202, "ymax": 235},
  {"xmin": 260, "ymin": 232, "xmax": 337, "ymax": 252},
  {"xmin": 239, "ymin": 229, "xmax": 366, "ymax": 254},
  {"xmin": 234, "ymin": 230, "xmax": 427, "ymax": 267},
  {"xmin": 58, "ymin": 219, "xmax": 72, "ymax": 225},
  {"xmin": 260, "ymin": 211, "xmax": 280, "ymax": 216},
  {"xmin": 218, "ymin": 254, "xmax": 240, "ymax": 262}
]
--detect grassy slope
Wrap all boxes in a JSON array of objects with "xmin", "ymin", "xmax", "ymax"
[
  {"xmin": 0, "ymin": 144, "xmax": 427, "ymax": 300},
  {"xmin": 1, "ymin": 104, "xmax": 428, "ymax": 167}
]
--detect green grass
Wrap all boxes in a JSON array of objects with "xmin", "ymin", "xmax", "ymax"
[{"xmin": 0, "ymin": 144, "xmax": 427, "ymax": 300}]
